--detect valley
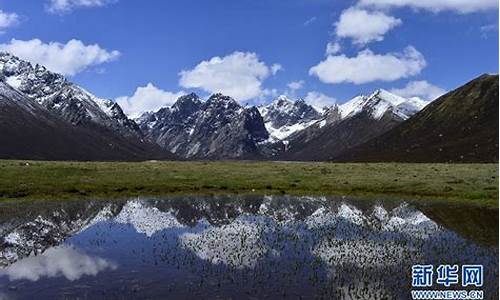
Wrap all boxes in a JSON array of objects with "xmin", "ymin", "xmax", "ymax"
[{"xmin": 0, "ymin": 2, "xmax": 497, "ymax": 299}]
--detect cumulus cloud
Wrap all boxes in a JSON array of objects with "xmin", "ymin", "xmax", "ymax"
[
  {"xmin": 0, "ymin": 39, "xmax": 120, "ymax": 76},
  {"xmin": 0, "ymin": 10, "xmax": 20, "ymax": 33},
  {"xmin": 116, "ymin": 83, "xmax": 185, "ymax": 118},
  {"xmin": 46, "ymin": 0, "xmax": 117, "ymax": 14},
  {"xmin": 325, "ymin": 42, "xmax": 341, "ymax": 56},
  {"xmin": 390, "ymin": 80, "xmax": 446, "ymax": 101},
  {"xmin": 0, "ymin": 246, "xmax": 116, "ymax": 281},
  {"xmin": 179, "ymin": 51, "xmax": 279, "ymax": 102},
  {"xmin": 335, "ymin": 8, "xmax": 402, "ymax": 45},
  {"xmin": 287, "ymin": 80, "xmax": 305, "ymax": 91},
  {"xmin": 309, "ymin": 46, "xmax": 426, "ymax": 84},
  {"xmin": 359, "ymin": 0, "xmax": 498, "ymax": 13},
  {"xmin": 304, "ymin": 91, "xmax": 337, "ymax": 111}
]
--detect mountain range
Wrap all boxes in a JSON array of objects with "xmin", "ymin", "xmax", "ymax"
[
  {"xmin": 278, "ymin": 89, "xmax": 429, "ymax": 161},
  {"xmin": 0, "ymin": 52, "xmax": 497, "ymax": 162}
]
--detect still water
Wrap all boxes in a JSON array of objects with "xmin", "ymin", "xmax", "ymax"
[{"xmin": 0, "ymin": 195, "xmax": 498, "ymax": 299}]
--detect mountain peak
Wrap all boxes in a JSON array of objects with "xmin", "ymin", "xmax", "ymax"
[
  {"xmin": 137, "ymin": 92, "xmax": 268, "ymax": 159},
  {"xmin": 206, "ymin": 93, "xmax": 240, "ymax": 109},
  {"xmin": 370, "ymin": 89, "xmax": 407, "ymax": 106},
  {"xmin": 339, "ymin": 89, "xmax": 427, "ymax": 121},
  {"xmin": 257, "ymin": 95, "xmax": 322, "ymax": 141},
  {"xmin": 184, "ymin": 92, "xmax": 200, "ymax": 99},
  {"xmin": 295, "ymin": 98, "xmax": 307, "ymax": 105},
  {"xmin": 172, "ymin": 93, "xmax": 201, "ymax": 113},
  {"xmin": 337, "ymin": 74, "xmax": 499, "ymax": 162},
  {"xmin": 273, "ymin": 95, "xmax": 294, "ymax": 105},
  {"xmin": 0, "ymin": 51, "xmax": 141, "ymax": 137}
]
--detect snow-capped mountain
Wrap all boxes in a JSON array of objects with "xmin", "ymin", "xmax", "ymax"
[
  {"xmin": 0, "ymin": 52, "xmax": 141, "ymax": 137},
  {"xmin": 258, "ymin": 95, "xmax": 322, "ymax": 141},
  {"xmin": 137, "ymin": 93, "xmax": 269, "ymax": 159},
  {"xmin": 137, "ymin": 90, "xmax": 429, "ymax": 160},
  {"xmin": 338, "ymin": 89, "xmax": 429, "ymax": 121},
  {"xmin": 336, "ymin": 74, "xmax": 499, "ymax": 162},
  {"xmin": 279, "ymin": 89, "xmax": 428, "ymax": 161},
  {"xmin": 0, "ymin": 52, "xmax": 174, "ymax": 160},
  {"xmin": 260, "ymin": 90, "xmax": 427, "ymax": 147}
]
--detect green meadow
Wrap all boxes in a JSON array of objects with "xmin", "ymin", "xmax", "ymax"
[{"xmin": 0, "ymin": 160, "xmax": 497, "ymax": 208}]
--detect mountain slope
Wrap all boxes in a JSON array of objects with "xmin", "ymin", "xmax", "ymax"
[
  {"xmin": 280, "ymin": 90, "xmax": 427, "ymax": 161},
  {"xmin": 138, "ymin": 93, "xmax": 268, "ymax": 159},
  {"xmin": 0, "ymin": 53, "xmax": 175, "ymax": 161},
  {"xmin": 0, "ymin": 81, "xmax": 174, "ymax": 161},
  {"xmin": 0, "ymin": 52, "xmax": 141, "ymax": 137},
  {"xmin": 336, "ymin": 74, "xmax": 498, "ymax": 162}
]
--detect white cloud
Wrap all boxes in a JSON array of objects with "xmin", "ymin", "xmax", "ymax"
[
  {"xmin": 179, "ymin": 51, "xmax": 279, "ymax": 102},
  {"xmin": 390, "ymin": 80, "xmax": 446, "ymax": 101},
  {"xmin": 335, "ymin": 8, "xmax": 402, "ymax": 45},
  {"xmin": 287, "ymin": 80, "xmax": 305, "ymax": 91},
  {"xmin": 325, "ymin": 42, "xmax": 341, "ymax": 56},
  {"xmin": 480, "ymin": 24, "xmax": 498, "ymax": 32},
  {"xmin": 304, "ymin": 91, "xmax": 337, "ymax": 110},
  {"xmin": 309, "ymin": 46, "xmax": 426, "ymax": 84},
  {"xmin": 116, "ymin": 83, "xmax": 185, "ymax": 118},
  {"xmin": 480, "ymin": 23, "xmax": 498, "ymax": 38},
  {"xmin": 46, "ymin": 0, "xmax": 116, "ymax": 14},
  {"xmin": 303, "ymin": 16, "xmax": 317, "ymax": 26},
  {"xmin": 260, "ymin": 88, "xmax": 279, "ymax": 100},
  {"xmin": 0, "ymin": 246, "xmax": 116, "ymax": 281},
  {"xmin": 359, "ymin": 0, "xmax": 498, "ymax": 13},
  {"xmin": 0, "ymin": 39, "xmax": 120, "ymax": 76},
  {"xmin": 271, "ymin": 63, "xmax": 283, "ymax": 75},
  {"xmin": 0, "ymin": 10, "xmax": 19, "ymax": 33}
]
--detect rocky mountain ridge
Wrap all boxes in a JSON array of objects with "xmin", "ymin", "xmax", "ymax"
[
  {"xmin": 275, "ymin": 89, "xmax": 429, "ymax": 160},
  {"xmin": 138, "ymin": 90, "xmax": 427, "ymax": 159},
  {"xmin": 0, "ymin": 52, "xmax": 141, "ymax": 137},
  {"xmin": 0, "ymin": 52, "xmax": 175, "ymax": 160},
  {"xmin": 138, "ymin": 93, "xmax": 268, "ymax": 159}
]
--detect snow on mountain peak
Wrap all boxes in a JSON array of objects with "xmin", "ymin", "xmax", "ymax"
[
  {"xmin": 258, "ymin": 95, "xmax": 322, "ymax": 141},
  {"xmin": 275, "ymin": 94, "xmax": 293, "ymax": 103},
  {"xmin": 339, "ymin": 89, "xmax": 429, "ymax": 121},
  {"xmin": 0, "ymin": 51, "xmax": 141, "ymax": 136}
]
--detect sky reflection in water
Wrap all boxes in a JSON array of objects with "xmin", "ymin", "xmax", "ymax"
[{"xmin": 0, "ymin": 195, "xmax": 498, "ymax": 299}]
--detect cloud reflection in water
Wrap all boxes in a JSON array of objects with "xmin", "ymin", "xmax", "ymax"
[{"xmin": 0, "ymin": 246, "xmax": 116, "ymax": 281}]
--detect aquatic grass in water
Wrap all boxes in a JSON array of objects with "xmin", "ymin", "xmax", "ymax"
[{"xmin": 0, "ymin": 195, "xmax": 498, "ymax": 299}]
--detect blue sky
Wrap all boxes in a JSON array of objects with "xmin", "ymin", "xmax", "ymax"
[{"xmin": 0, "ymin": 0, "xmax": 498, "ymax": 116}]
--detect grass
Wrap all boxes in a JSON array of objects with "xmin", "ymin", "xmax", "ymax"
[{"xmin": 0, "ymin": 160, "xmax": 497, "ymax": 208}]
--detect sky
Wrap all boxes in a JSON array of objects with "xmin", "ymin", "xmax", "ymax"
[{"xmin": 0, "ymin": 0, "xmax": 498, "ymax": 117}]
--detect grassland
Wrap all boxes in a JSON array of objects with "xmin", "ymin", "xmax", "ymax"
[{"xmin": 0, "ymin": 160, "xmax": 497, "ymax": 207}]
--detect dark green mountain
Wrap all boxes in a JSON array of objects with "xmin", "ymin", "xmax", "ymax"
[{"xmin": 336, "ymin": 74, "xmax": 499, "ymax": 163}]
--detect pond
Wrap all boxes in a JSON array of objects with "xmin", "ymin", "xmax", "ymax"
[{"xmin": 0, "ymin": 195, "xmax": 498, "ymax": 299}]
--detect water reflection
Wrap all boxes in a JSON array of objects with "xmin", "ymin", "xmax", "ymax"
[
  {"xmin": 0, "ymin": 246, "xmax": 116, "ymax": 281},
  {"xmin": 0, "ymin": 195, "xmax": 498, "ymax": 299}
]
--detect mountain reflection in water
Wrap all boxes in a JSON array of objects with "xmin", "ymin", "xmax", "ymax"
[{"xmin": 0, "ymin": 195, "xmax": 498, "ymax": 299}]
